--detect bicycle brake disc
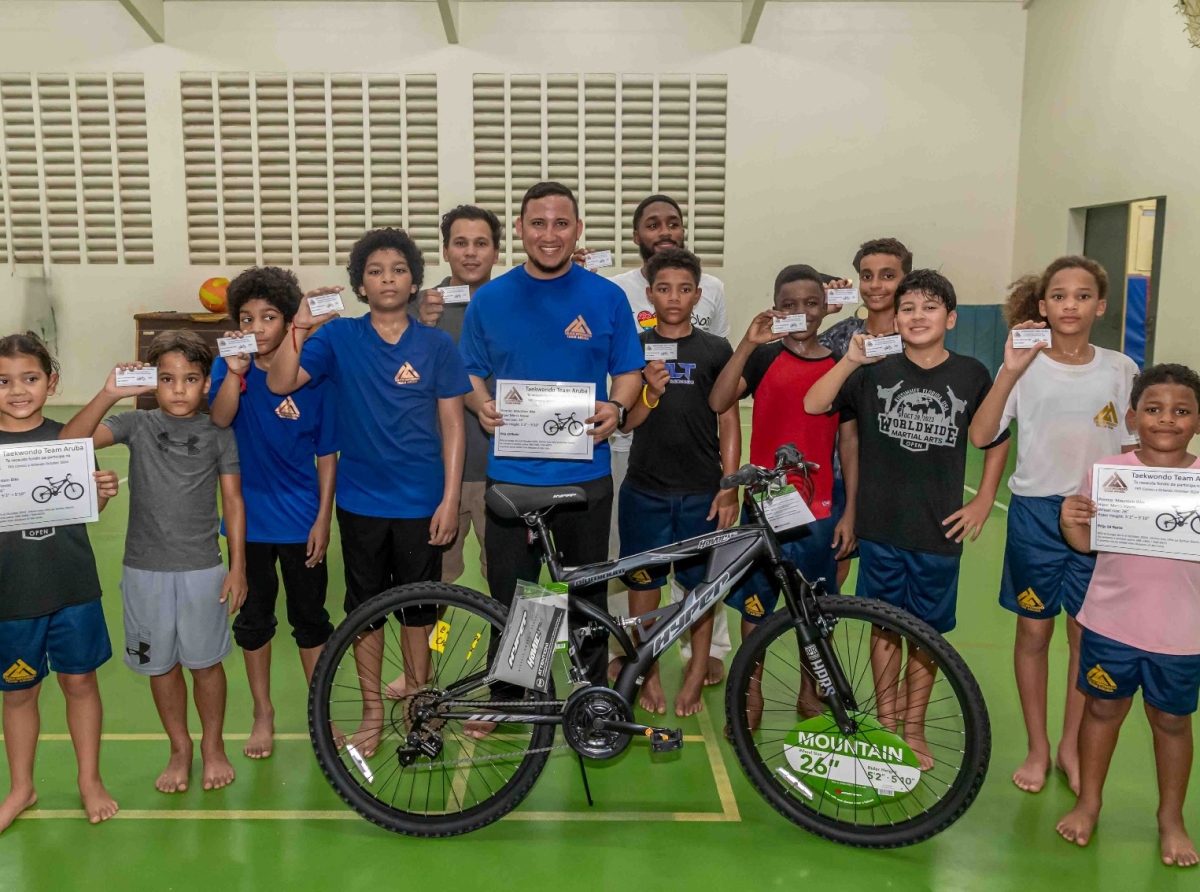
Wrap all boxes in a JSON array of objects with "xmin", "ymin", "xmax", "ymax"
[{"xmin": 562, "ymin": 686, "xmax": 633, "ymax": 760}]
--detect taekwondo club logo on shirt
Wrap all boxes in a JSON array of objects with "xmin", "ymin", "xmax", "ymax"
[
  {"xmin": 1094, "ymin": 401, "xmax": 1120, "ymax": 429},
  {"xmin": 275, "ymin": 396, "xmax": 300, "ymax": 420},
  {"xmin": 395, "ymin": 362, "xmax": 421, "ymax": 385},
  {"xmin": 565, "ymin": 316, "xmax": 593, "ymax": 340},
  {"xmin": 875, "ymin": 381, "xmax": 968, "ymax": 453}
]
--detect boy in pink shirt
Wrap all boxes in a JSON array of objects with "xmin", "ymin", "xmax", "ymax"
[{"xmin": 1056, "ymin": 363, "xmax": 1200, "ymax": 868}]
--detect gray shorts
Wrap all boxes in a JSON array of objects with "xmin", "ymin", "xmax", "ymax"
[{"xmin": 120, "ymin": 564, "xmax": 232, "ymax": 676}]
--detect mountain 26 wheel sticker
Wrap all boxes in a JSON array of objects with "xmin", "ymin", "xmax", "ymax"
[{"xmin": 783, "ymin": 714, "xmax": 922, "ymax": 808}]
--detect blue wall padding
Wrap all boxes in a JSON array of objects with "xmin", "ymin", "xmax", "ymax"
[
  {"xmin": 1124, "ymin": 276, "xmax": 1148, "ymax": 369},
  {"xmin": 945, "ymin": 304, "xmax": 1007, "ymax": 376}
]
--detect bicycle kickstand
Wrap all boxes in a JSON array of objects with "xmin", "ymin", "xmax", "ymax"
[{"xmin": 577, "ymin": 753, "xmax": 595, "ymax": 807}]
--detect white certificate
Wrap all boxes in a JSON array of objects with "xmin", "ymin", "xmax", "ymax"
[
  {"xmin": 217, "ymin": 335, "xmax": 259, "ymax": 357},
  {"xmin": 1011, "ymin": 328, "xmax": 1052, "ymax": 349},
  {"xmin": 115, "ymin": 367, "xmax": 157, "ymax": 387},
  {"xmin": 439, "ymin": 285, "xmax": 471, "ymax": 305},
  {"xmin": 307, "ymin": 292, "xmax": 344, "ymax": 316},
  {"xmin": 1090, "ymin": 463, "xmax": 1200, "ymax": 562},
  {"xmin": 584, "ymin": 251, "xmax": 613, "ymax": 271},
  {"xmin": 864, "ymin": 334, "xmax": 904, "ymax": 357},
  {"xmin": 0, "ymin": 438, "xmax": 99, "ymax": 534},
  {"xmin": 644, "ymin": 342, "xmax": 678, "ymax": 361},
  {"xmin": 772, "ymin": 314, "xmax": 807, "ymax": 333},
  {"xmin": 494, "ymin": 380, "xmax": 596, "ymax": 461},
  {"xmin": 826, "ymin": 288, "xmax": 860, "ymax": 306}
]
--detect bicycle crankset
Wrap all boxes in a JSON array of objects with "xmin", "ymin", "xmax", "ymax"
[{"xmin": 562, "ymin": 686, "xmax": 634, "ymax": 760}]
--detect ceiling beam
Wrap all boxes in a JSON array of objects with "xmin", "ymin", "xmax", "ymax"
[
  {"xmin": 437, "ymin": 0, "xmax": 460, "ymax": 45},
  {"xmin": 741, "ymin": 0, "xmax": 767, "ymax": 44},
  {"xmin": 118, "ymin": 0, "xmax": 165, "ymax": 43}
]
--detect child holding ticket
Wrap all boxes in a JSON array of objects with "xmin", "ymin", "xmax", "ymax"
[
  {"xmin": 616, "ymin": 248, "xmax": 739, "ymax": 718},
  {"xmin": 804, "ymin": 270, "xmax": 1009, "ymax": 768},
  {"xmin": 1056, "ymin": 363, "xmax": 1200, "ymax": 868},
  {"xmin": 61, "ymin": 330, "xmax": 246, "ymax": 796},
  {"xmin": 266, "ymin": 227, "xmax": 471, "ymax": 758},
  {"xmin": 210, "ymin": 266, "xmax": 338, "ymax": 761},
  {"xmin": 0, "ymin": 332, "xmax": 120, "ymax": 832},
  {"xmin": 968, "ymin": 255, "xmax": 1137, "ymax": 796}
]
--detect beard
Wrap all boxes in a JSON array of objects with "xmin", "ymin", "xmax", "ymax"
[
  {"xmin": 638, "ymin": 235, "xmax": 685, "ymax": 263},
  {"xmin": 528, "ymin": 253, "xmax": 572, "ymax": 276}
]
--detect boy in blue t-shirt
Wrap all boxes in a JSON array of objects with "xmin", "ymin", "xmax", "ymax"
[
  {"xmin": 210, "ymin": 266, "xmax": 337, "ymax": 761},
  {"xmin": 268, "ymin": 228, "xmax": 472, "ymax": 758}
]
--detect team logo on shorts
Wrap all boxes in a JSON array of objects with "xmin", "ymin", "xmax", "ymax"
[
  {"xmin": 743, "ymin": 595, "xmax": 765, "ymax": 618},
  {"xmin": 1102, "ymin": 472, "xmax": 1128, "ymax": 494},
  {"xmin": 395, "ymin": 362, "xmax": 421, "ymax": 385},
  {"xmin": 630, "ymin": 569, "xmax": 653, "ymax": 585},
  {"xmin": 2, "ymin": 660, "xmax": 37, "ymax": 685},
  {"xmin": 1094, "ymin": 402, "xmax": 1119, "ymax": 429},
  {"xmin": 1086, "ymin": 665, "xmax": 1117, "ymax": 693},
  {"xmin": 565, "ymin": 316, "xmax": 593, "ymax": 340},
  {"xmin": 1017, "ymin": 588, "xmax": 1044, "ymax": 612},
  {"xmin": 275, "ymin": 397, "xmax": 300, "ymax": 420}
]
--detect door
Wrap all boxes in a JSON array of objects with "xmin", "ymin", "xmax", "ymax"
[{"xmin": 1082, "ymin": 204, "xmax": 1129, "ymax": 353}]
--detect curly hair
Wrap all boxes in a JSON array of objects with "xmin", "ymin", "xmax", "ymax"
[
  {"xmin": 853, "ymin": 238, "xmax": 913, "ymax": 275},
  {"xmin": 1003, "ymin": 256, "xmax": 1108, "ymax": 327},
  {"xmin": 347, "ymin": 228, "xmax": 425, "ymax": 303},
  {"xmin": 895, "ymin": 269, "xmax": 957, "ymax": 312},
  {"xmin": 1131, "ymin": 363, "xmax": 1200, "ymax": 410},
  {"xmin": 0, "ymin": 331, "xmax": 59, "ymax": 378},
  {"xmin": 226, "ymin": 266, "xmax": 302, "ymax": 323},
  {"xmin": 647, "ymin": 247, "xmax": 701, "ymax": 286}
]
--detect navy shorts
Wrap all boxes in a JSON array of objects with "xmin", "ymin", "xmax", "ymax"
[
  {"xmin": 0, "ymin": 600, "xmax": 112, "ymax": 691},
  {"xmin": 999, "ymin": 494, "xmax": 1096, "ymax": 619},
  {"xmin": 1078, "ymin": 628, "xmax": 1200, "ymax": 716},
  {"xmin": 618, "ymin": 481, "xmax": 717, "ymax": 592},
  {"xmin": 856, "ymin": 539, "xmax": 960, "ymax": 633},
  {"xmin": 726, "ymin": 508, "xmax": 839, "ymax": 624}
]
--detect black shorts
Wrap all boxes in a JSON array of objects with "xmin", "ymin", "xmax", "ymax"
[
  {"xmin": 233, "ymin": 541, "xmax": 333, "ymax": 651},
  {"xmin": 337, "ymin": 508, "xmax": 442, "ymax": 627}
]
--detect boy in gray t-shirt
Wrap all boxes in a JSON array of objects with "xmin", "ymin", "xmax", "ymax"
[{"xmin": 62, "ymin": 331, "xmax": 247, "ymax": 795}]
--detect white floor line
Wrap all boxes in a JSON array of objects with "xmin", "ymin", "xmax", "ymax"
[{"xmin": 963, "ymin": 485, "xmax": 1008, "ymax": 513}]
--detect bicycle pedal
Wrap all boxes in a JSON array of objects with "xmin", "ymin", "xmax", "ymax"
[{"xmin": 646, "ymin": 728, "xmax": 683, "ymax": 754}]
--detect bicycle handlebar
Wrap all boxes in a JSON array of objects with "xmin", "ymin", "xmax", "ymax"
[{"xmin": 718, "ymin": 443, "xmax": 820, "ymax": 491}]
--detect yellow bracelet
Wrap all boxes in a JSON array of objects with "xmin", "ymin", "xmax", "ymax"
[{"xmin": 642, "ymin": 384, "xmax": 660, "ymax": 409}]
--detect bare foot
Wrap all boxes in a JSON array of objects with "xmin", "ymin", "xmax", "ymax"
[
  {"xmin": 675, "ymin": 674, "xmax": 705, "ymax": 718},
  {"xmin": 1056, "ymin": 802, "xmax": 1099, "ymax": 847},
  {"xmin": 243, "ymin": 712, "xmax": 274, "ymax": 760},
  {"xmin": 607, "ymin": 657, "xmax": 624, "ymax": 685},
  {"xmin": 156, "ymin": 746, "xmax": 193, "ymax": 794},
  {"xmin": 1056, "ymin": 744, "xmax": 1081, "ymax": 796},
  {"xmin": 202, "ymin": 749, "xmax": 236, "ymax": 791},
  {"xmin": 638, "ymin": 666, "xmax": 667, "ymax": 715},
  {"xmin": 384, "ymin": 672, "xmax": 407, "ymax": 701},
  {"xmin": 904, "ymin": 730, "xmax": 934, "ymax": 771},
  {"xmin": 1160, "ymin": 817, "xmax": 1199, "ymax": 867},
  {"xmin": 463, "ymin": 720, "xmax": 497, "ymax": 740},
  {"xmin": 79, "ymin": 778, "xmax": 119, "ymax": 824},
  {"xmin": 1012, "ymin": 749, "xmax": 1052, "ymax": 793},
  {"xmin": 350, "ymin": 704, "xmax": 385, "ymax": 758},
  {"xmin": 704, "ymin": 656, "xmax": 725, "ymax": 687},
  {"xmin": 0, "ymin": 787, "xmax": 37, "ymax": 834}
]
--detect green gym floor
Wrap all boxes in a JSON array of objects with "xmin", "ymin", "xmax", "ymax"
[{"xmin": 1, "ymin": 409, "xmax": 1196, "ymax": 891}]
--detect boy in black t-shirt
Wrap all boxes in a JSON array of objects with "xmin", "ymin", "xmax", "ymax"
[
  {"xmin": 805, "ymin": 270, "xmax": 1010, "ymax": 769},
  {"xmin": 618, "ymin": 249, "xmax": 740, "ymax": 717}
]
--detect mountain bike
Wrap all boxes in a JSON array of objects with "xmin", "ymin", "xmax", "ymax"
[
  {"xmin": 31, "ymin": 473, "xmax": 85, "ymax": 504},
  {"xmin": 309, "ymin": 445, "xmax": 990, "ymax": 847},
  {"xmin": 1155, "ymin": 507, "xmax": 1200, "ymax": 534},
  {"xmin": 542, "ymin": 412, "xmax": 585, "ymax": 437}
]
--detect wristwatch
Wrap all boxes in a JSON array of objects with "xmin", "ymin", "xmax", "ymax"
[{"xmin": 610, "ymin": 401, "xmax": 628, "ymax": 428}]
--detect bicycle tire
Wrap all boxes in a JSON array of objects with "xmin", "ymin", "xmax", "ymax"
[
  {"xmin": 31, "ymin": 486, "xmax": 51, "ymax": 504},
  {"xmin": 1156, "ymin": 513, "xmax": 1178, "ymax": 532},
  {"xmin": 567, "ymin": 420, "xmax": 585, "ymax": 437},
  {"xmin": 64, "ymin": 482, "xmax": 85, "ymax": 501},
  {"xmin": 310, "ymin": 582, "xmax": 557, "ymax": 837},
  {"xmin": 725, "ymin": 597, "xmax": 990, "ymax": 848},
  {"xmin": 543, "ymin": 420, "xmax": 559, "ymax": 436},
  {"xmin": 1191, "ymin": 515, "xmax": 1200, "ymax": 535}
]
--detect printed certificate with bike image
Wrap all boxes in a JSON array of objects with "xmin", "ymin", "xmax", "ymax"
[
  {"xmin": 494, "ymin": 379, "xmax": 596, "ymax": 460},
  {"xmin": 0, "ymin": 437, "xmax": 99, "ymax": 534},
  {"xmin": 1090, "ymin": 462, "xmax": 1200, "ymax": 562}
]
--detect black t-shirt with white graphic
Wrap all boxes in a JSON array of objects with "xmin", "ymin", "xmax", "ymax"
[
  {"xmin": 627, "ymin": 328, "xmax": 733, "ymax": 495},
  {"xmin": 0, "ymin": 418, "xmax": 104, "ymax": 621},
  {"xmin": 832, "ymin": 352, "xmax": 1004, "ymax": 556}
]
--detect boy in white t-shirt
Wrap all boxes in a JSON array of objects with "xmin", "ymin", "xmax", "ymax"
[
  {"xmin": 969, "ymin": 256, "xmax": 1137, "ymax": 796},
  {"xmin": 1055, "ymin": 363, "xmax": 1200, "ymax": 869}
]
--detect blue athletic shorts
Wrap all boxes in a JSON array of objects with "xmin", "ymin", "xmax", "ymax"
[
  {"xmin": 856, "ymin": 539, "xmax": 960, "ymax": 633},
  {"xmin": 1078, "ymin": 628, "xmax": 1200, "ymax": 716},
  {"xmin": 617, "ymin": 481, "xmax": 718, "ymax": 593},
  {"xmin": 0, "ymin": 600, "xmax": 112, "ymax": 690},
  {"xmin": 726, "ymin": 508, "xmax": 839, "ymax": 624},
  {"xmin": 999, "ymin": 494, "xmax": 1096, "ymax": 619}
]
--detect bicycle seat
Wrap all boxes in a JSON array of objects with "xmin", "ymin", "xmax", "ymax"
[{"xmin": 486, "ymin": 484, "xmax": 587, "ymax": 520}]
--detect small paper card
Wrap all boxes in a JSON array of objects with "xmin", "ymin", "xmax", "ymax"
[
  {"xmin": 440, "ymin": 285, "xmax": 471, "ymax": 304},
  {"xmin": 584, "ymin": 250, "xmax": 614, "ymax": 271},
  {"xmin": 864, "ymin": 334, "xmax": 904, "ymax": 357},
  {"xmin": 1011, "ymin": 328, "xmax": 1052, "ymax": 349},
  {"xmin": 217, "ymin": 335, "xmax": 259, "ymax": 357},
  {"xmin": 753, "ymin": 485, "xmax": 817, "ymax": 532},
  {"xmin": 307, "ymin": 292, "xmax": 344, "ymax": 316},
  {"xmin": 644, "ymin": 342, "xmax": 678, "ymax": 362},
  {"xmin": 115, "ymin": 367, "xmax": 157, "ymax": 387},
  {"xmin": 772, "ymin": 314, "xmax": 808, "ymax": 334},
  {"xmin": 826, "ymin": 288, "xmax": 860, "ymax": 306}
]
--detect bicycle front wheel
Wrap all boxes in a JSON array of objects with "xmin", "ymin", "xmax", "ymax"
[
  {"xmin": 726, "ymin": 597, "xmax": 990, "ymax": 848},
  {"xmin": 64, "ymin": 482, "xmax": 85, "ymax": 501},
  {"xmin": 309, "ymin": 583, "xmax": 558, "ymax": 837},
  {"xmin": 567, "ymin": 420, "xmax": 585, "ymax": 437}
]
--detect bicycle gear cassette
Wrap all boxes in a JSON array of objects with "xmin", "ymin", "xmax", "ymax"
[{"xmin": 562, "ymin": 686, "xmax": 633, "ymax": 760}]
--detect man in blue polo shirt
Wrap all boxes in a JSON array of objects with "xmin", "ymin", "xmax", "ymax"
[
  {"xmin": 268, "ymin": 227, "xmax": 471, "ymax": 757},
  {"xmin": 460, "ymin": 182, "xmax": 644, "ymax": 690}
]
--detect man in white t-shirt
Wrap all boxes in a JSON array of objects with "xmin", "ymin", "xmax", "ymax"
[{"xmin": 606, "ymin": 194, "xmax": 733, "ymax": 681}]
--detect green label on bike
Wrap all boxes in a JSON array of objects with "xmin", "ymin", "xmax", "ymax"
[{"xmin": 783, "ymin": 713, "xmax": 921, "ymax": 808}]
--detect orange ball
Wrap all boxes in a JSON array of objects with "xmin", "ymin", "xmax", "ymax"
[{"xmin": 199, "ymin": 277, "xmax": 229, "ymax": 313}]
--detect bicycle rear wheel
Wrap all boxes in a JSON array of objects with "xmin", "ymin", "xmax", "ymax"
[
  {"xmin": 309, "ymin": 583, "xmax": 558, "ymax": 837},
  {"xmin": 726, "ymin": 597, "xmax": 990, "ymax": 848}
]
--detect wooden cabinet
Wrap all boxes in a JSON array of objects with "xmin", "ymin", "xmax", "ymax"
[{"xmin": 133, "ymin": 312, "xmax": 229, "ymax": 411}]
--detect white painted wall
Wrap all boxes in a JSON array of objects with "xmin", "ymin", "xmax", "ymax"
[
  {"xmin": 1013, "ymin": 0, "xmax": 1199, "ymax": 368},
  {"xmin": 0, "ymin": 1, "xmax": 1026, "ymax": 403}
]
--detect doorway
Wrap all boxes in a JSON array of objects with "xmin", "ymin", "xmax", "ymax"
[{"xmin": 1080, "ymin": 197, "xmax": 1166, "ymax": 368}]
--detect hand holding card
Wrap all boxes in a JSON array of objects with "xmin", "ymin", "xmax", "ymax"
[
  {"xmin": 584, "ymin": 250, "xmax": 613, "ymax": 271},
  {"xmin": 863, "ymin": 334, "xmax": 904, "ymax": 358},
  {"xmin": 644, "ymin": 342, "xmax": 678, "ymax": 362},
  {"xmin": 307, "ymin": 292, "xmax": 345, "ymax": 317},
  {"xmin": 771, "ymin": 314, "xmax": 808, "ymax": 334},
  {"xmin": 1011, "ymin": 328, "xmax": 1052, "ymax": 349},
  {"xmin": 826, "ymin": 288, "xmax": 860, "ymax": 306},
  {"xmin": 217, "ymin": 334, "xmax": 259, "ymax": 358},
  {"xmin": 440, "ymin": 284, "xmax": 471, "ymax": 305}
]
